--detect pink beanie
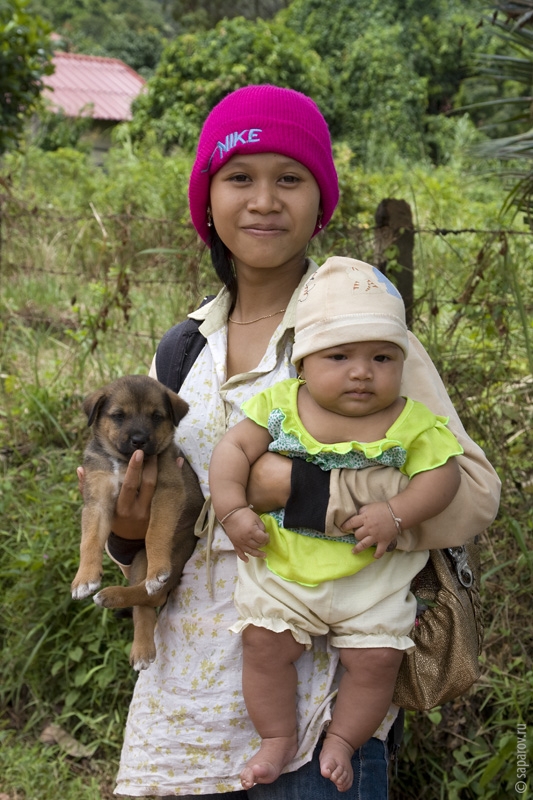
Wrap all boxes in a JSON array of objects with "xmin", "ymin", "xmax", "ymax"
[{"xmin": 188, "ymin": 84, "xmax": 339, "ymax": 244}]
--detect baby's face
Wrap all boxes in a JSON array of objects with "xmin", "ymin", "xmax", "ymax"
[{"xmin": 299, "ymin": 340, "xmax": 404, "ymax": 418}]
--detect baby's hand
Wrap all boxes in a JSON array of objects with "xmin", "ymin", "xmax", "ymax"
[
  {"xmin": 221, "ymin": 508, "xmax": 269, "ymax": 562},
  {"xmin": 343, "ymin": 502, "xmax": 399, "ymax": 559}
]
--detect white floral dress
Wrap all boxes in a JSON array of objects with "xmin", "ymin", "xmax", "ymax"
[{"xmin": 114, "ymin": 263, "xmax": 398, "ymax": 796}]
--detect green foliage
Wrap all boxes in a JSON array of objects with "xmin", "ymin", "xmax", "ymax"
[
  {"xmin": 166, "ymin": 0, "xmax": 289, "ymax": 29},
  {"xmin": 332, "ymin": 23, "xmax": 429, "ymax": 162},
  {"xmin": 34, "ymin": 0, "xmax": 168, "ymax": 43},
  {"xmin": 9, "ymin": 0, "xmax": 512, "ymax": 166},
  {"xmin": 281, "ymin": 0, "xmax": 492, "ymax": 163},
  {"xmin": 392, "ymin": 665, "xmax": 533, "ymax": 798},
  {"xmin": 0, "ymin": 448, "xmax": 137, "ymax": 790},
  {"xmin": 126, "ymin": 0, "xmax": 494, "ymax": 162},
  {"xmin": 31, "ymin": 0, "xmax": 289, "ymax": 76},
  {"xmin": 0, "ymin": 143, "xmax": 211, "ymax": 383},
  {"xmin": 32, "ymin": 0, "xmax": 169, "ymax": 75},
  {"xmin": 15, "ymin": 0, "xmax": 519, "ymax": 169},
  {"xmin": 463, "ymin": 2, "xmax": 533, "ymax": 220},
  {"xmin": 0, "ymin": 143, "xmax": 206, "ymax": 794},
  {"xmin": 127, "ymin": 15, "xmax": 334, "ymax": 152},
  {"xmin": 94, "ymin": 28, "xmax": 164, "ymax": 77},
  {"xmin": 0, "ymin": 0, "xmax": 54, "ymax": 154},
  {"xmin": 0, "ymin": 733, "xmax": 111, "ymax": 800},
  {"xmin": 4, "ymin": 145, "xmax": 99, "ymax": 207},
  {"xmin": 32, "ymin": 107, "xmax": 93, "ymax": 152}
]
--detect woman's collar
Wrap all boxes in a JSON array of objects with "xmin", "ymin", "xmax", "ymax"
[{"xmin": 190, "ymin": 258, "xmax": 320, "ymax": 336}]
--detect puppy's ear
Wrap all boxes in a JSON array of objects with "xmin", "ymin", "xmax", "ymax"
[
  {"xmin": 83, "ymin": 390, "xmax": 108, "ymax": 427},
  {"xmin": 165, "ymin": 390, "xmax": 189, "ymax": 426}
]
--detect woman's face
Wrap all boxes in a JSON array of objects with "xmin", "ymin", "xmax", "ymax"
[{"xmin": 209, "ymin": 152, "xmax": 321, "ymax": 275}]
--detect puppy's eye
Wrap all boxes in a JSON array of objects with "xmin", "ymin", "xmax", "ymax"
[
  {"xmin": 110, "ymin": 411, "xmax": 125, "ymax": 422},
  {"xmin": 152, "ymin": 411, "xmax": 165, "ymax": 422}
]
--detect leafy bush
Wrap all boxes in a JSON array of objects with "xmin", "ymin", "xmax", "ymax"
[
  {"xmin": 0, "ymin": 0, "xmax": 54, "ymax": 154},
  {"xmin": 281, "ymin": 0, "xmax": 492, "ymax": 162},
  {"xmin": 126, "ymin": 15, "xmax": 334, "ymax": 152},
  {"xmin": 32, "ymin": 108, "xmax": 93, "ymax": 153}
]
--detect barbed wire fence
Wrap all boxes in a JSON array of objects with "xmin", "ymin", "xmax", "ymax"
[
  {"xmin": 1, "ymin": 186, "xmax": 532, "ymax": 522},
  {"xmin": 1, "ymin": 189, "xmax": 531, "ymax": 368}
]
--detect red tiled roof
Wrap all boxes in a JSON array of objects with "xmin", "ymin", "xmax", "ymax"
[{"xmin": 43, "ymin": 52, "xmax": 146, "ymax": 122}]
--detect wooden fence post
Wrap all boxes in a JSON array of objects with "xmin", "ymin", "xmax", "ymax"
[{"xmin": 374, "ymin": 199, "xmax": 414, "ymax": 329}]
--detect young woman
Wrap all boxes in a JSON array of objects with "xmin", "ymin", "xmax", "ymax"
[{"xmin": 98, "ymin": 84, "xmax": 500, "ymax": 798}]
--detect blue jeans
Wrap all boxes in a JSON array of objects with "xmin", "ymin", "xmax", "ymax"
[{"xmin": 175, "ymin": 736, "xmax": 388, "ymax": 799}]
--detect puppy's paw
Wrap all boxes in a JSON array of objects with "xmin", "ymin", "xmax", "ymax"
[
  {"xmin": 93, "ymin": 588, "xmax": 111, "ymax": 607},
  {"xmin": 130, "ymin": 646, "xmax": 156, "ymax": 671},
  {"xmin": 93, "ymin": 586, "xmax": 126, "ymax": 608},
  {"xmin": 71, "ymin": 579, "xmax": 101, "ymax": 600},
  {"xmin": 145, "ymin": 572, "xmax": 170, "ymax": 596},
  {"xmin": 132, "ymin": 655, "xmax": 155, "ymax": 671},
  {"xmin": 93, "ymin": 589, "xmax": 106, "ymax": 607}
]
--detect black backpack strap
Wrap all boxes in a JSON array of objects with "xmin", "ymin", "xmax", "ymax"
[{"xmin": 155, "ymin": 295, "xmax": 215, "ymax": 394}]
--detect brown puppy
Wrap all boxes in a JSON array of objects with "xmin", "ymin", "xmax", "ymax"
[{"xmin": 71, "ymin": 374, "xmax": 204, "ymax": 670}]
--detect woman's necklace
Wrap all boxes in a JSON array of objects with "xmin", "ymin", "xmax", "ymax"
[{"xmin": 228, "ymin": 307, "xmax": 287, "ymax": 325}]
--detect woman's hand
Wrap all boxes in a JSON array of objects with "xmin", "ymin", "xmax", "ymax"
[
  {"xmin": 77, "ymin": 450, "xmax": 158, "ymax": 540},
  {"xmin": 247, "ymin": 452, "xmax": 292, "ymax": 513}
]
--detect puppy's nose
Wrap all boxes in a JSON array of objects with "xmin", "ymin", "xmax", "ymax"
[{"xmin": 130, "ymin": 432, "xmax": 150, "ymax": 449}]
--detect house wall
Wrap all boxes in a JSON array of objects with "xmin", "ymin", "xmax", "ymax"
[{"xmin": 82, "ymin": 121, "xmax": 119, "ymax": 165}]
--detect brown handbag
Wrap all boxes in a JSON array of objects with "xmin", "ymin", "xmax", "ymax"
[{"xmin": 392, "ymin": 538, "xmax": 483, "ymax": 711}]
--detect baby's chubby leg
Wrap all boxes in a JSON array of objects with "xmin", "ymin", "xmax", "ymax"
[
  {"xmin": 320, "ymin": 647, "xmax": 404, "ymax": 792},
  {"xmin": 240, "ymin": 626, "xmax": 305, "ymax": 789}
]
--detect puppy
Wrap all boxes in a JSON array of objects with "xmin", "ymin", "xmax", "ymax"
[{"xmin": 71, "ymin": 374, "xmax": 204, "ymax": 670}]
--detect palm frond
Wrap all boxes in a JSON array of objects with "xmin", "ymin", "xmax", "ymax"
[{"xmin": 466, "ymin": 2, "xmax": 533, "ymax": 213}]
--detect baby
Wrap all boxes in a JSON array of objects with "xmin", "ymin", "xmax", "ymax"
[{"xmin": 209, "ymin": 257, "xmax": 463, "ymax": 792}]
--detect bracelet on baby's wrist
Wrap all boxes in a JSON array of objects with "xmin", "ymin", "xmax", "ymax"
[
  {"xmin": 218, "ymin": 504, "xmax": 254, "ymax": 526},
  {"xmin": 386, "ymin": 501, "xmax": 403, "ymax": 535}
]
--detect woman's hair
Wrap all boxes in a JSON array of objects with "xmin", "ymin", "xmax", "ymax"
[{"xmin": 209, "ymin": 225, "xmax": 237, "ymax": 301}]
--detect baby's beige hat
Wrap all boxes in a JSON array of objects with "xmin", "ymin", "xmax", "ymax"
[{"xmin": 292, "ymin": 257, "xmax": 409, "ymax": 364}]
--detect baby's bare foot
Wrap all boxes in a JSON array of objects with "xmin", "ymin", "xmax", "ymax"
[
  {"xmin": 240, "ymin": 734, "xmax": 298, "ymax": 789},
  {"xmin": 319, "ymin": 731, "xmax": 354, "ymax": 792}
]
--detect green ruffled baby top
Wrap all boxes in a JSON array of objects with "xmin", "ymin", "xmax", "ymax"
[{"xmin": 242, "ymin": 379, "xmax": 463, "ymax": 586}]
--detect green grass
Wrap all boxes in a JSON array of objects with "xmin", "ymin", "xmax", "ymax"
[{"xmin": 0, "ymin": 733, "xmax": 114, "ymax": 800}]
